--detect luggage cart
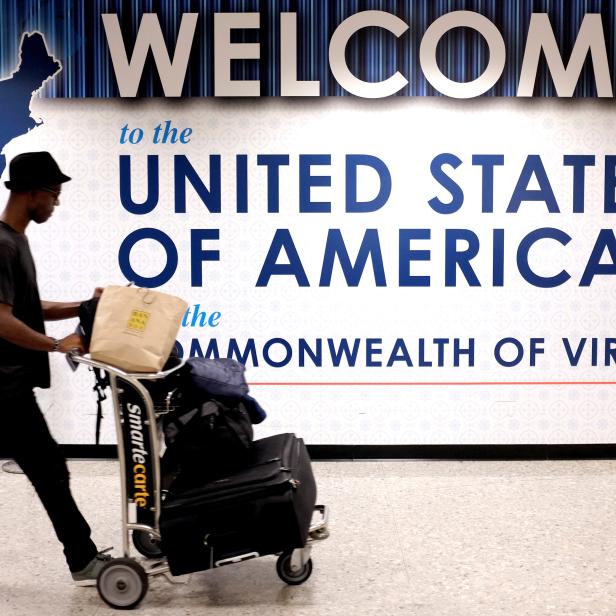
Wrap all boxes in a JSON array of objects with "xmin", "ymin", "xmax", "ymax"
[{"xmin": 71, "ymin": 354, "xmax": 329, "ymax": 610}]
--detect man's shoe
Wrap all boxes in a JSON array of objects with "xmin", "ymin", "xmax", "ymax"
[{"xmin": 72, "ymin": 549, "xmax": 114, "ymax": 586}]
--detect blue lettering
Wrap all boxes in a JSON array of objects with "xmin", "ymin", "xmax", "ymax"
[
  {"xmin": 320, "ymin": 229, "xmax": 386, "ymax": 286},
  {"xmin": 174, "ymin": 154, "xmax": 221, "ymax": 214},
  {"xmin": 507, "ymin": 155, "xmax": 559, "ymax": 213},
  {"xmin": 299, "ymin": 339, "xmax": 322, "ymax": 367},
  {"xmin": 257, "ymin": 229, "xmax": 309, "ymax": 286},
  {"xmin": 387, "ymin": 339, "xmax": 413, "ymax": 367},
  {"xmin": 564, "ymin": 155, "xmax": 594, "ymax": 214},
  {"xmin": 346, "ymin": 154, "xmax": 391, "ymax": 213},
  {"xmin": 327, "ymin": 338, "xmax": 360, "ymax": 367},
  {"xmin": 495, "ymin": 337, "xmax": 524, "ymax": 367},
  {"xmin": 445, "ymin": 229, "xmax": 480, "ymax": 287},
  {"xmin": 454, "ymin": 339, "xmax": 475, "ymax": 367},
  {"xmin": 300, "ymin": 154, "xmax": 331, "ymax": 213},
  {"xmin": 190, "ymin": 229, "xmax": 220, "ymax": 287},
  {"xmin": 472, "ymin": 154, "xmax": 504, "ymax": 213},
  {"xmin": 604, "ymin": 155, "xmax": 616, "ymax": 214},
  {"xmin": 580, "ymin": 229, "xmax": 616, "ymax": 286},
  {"xmin": 257, "ymin": 154, "xmax": 289, "ymax": 213},
  {"xmin": 428, "ymin": 153, "xmax": 463, "ymax": 214},
  {"xmin": 366, "ymin": 338, "xmax": 382, "ymax": 367},
  {"xmin": 493, "ymin": 229, "xmax": 505, "ymax": 287},
  {"xmin": 562, "ymin": 338, "xmax": 586, "ymax": 366},
  {"xmin": 236, "ymin": 154, "xmax": 248, "ymax": 213},
  {"xmin": 228, "ymin": 339, "xmax": 258, "ymax": 366},
  {"xmin": 517, "ymin": 228, "xmax": 571, "ymax": 288},
  {"xmin": 119, "ymin": 154, "xmax": 159, "ymax": 215},
  {"xmin": 118, "ymin": 228, "xmax": 177, "ymax": 287},
  {"xmin": 263, "ymin": 338, "xmax": 292, "ymax": 367},
  {"xmin": 399, "ymin": 229, "xmax": 431, "ymax": 287}
]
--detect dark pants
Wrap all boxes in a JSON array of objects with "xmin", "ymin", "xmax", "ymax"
[{"xmin": 1, "ymin": 389, "xmax": 97, "ymax": 572}]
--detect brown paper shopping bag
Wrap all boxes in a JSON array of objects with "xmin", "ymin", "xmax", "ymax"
[{"xmin": 90, "ymin": 286, "xmax": 188, "ymax": 372}]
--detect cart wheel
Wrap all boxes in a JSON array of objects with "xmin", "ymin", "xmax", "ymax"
[
  {"xmin": 132, "ymin": 529, "xmax": 164, "ymax": 559},
  {"xmin": 97, "ymin": 558, "xmax": 148, "ymax": 610},
  {"xmin": 276, "ymin": 551, "xmax": 313, "ymax": 585}
]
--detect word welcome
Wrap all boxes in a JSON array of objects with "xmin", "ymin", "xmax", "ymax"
[{"xmin": 102, "ymin": 11, "xmax": 613, "ymax": 98}]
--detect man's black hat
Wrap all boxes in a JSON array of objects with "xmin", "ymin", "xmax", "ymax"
[{"xmin": 4, "ymin": 151, "xmax": 71, "ymax": 191}]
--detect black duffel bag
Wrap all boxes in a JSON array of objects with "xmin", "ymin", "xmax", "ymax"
[{"xmin": 161, "ymin": 397, "xmax": 253, "ymax": 491}]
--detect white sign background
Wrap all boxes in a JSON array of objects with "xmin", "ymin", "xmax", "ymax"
[{"xmin": 2, "ymin": 97, "xmax": 615, "ymax": 445}]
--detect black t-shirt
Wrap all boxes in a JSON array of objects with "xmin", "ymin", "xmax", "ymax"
[{"xmin": 0, "ymin": 221, "xmax": 50, "ymax": 395}]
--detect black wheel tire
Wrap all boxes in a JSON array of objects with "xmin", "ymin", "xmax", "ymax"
[
  {"xmin": 132, "ymin": 529, "xmax": 164, "ymax": 559},
  {"xmin": 97, "ymin": 558, "xmax": 148, "ymax": 610},
  {"xmin": 276, "ymin": 551, "xmax": 313, "ymax": 585}
]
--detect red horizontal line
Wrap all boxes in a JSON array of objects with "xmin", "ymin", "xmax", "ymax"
[{"xmin": 249, "ymin": 381, "xmax": 616, "ymax": 386}]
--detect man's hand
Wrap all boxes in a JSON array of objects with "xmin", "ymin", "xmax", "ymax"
[{"xmin": 58, "ymin": 333, "xmax": 85, "ymax": 354}]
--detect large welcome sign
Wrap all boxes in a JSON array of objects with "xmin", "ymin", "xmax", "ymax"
[{"xmin": 1, "ymin": 1, "xmax": 615, "ymax": 446}]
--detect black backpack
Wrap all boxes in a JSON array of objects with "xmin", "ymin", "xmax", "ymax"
[{"xmin": 78, "ymin": 296, "xmax": 99, "ymax": 345}]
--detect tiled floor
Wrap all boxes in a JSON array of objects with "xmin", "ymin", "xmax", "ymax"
[{"xmin": 1, "ymin": 458, "xmax": 616, "ymax": 615}]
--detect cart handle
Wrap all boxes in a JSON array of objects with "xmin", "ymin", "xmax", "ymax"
[{"xmin": 68, "ymin": 353, "xmax": 186, "ymax": 381}]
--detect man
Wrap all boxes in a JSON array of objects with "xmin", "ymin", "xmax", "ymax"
[{"xmin": 0, "ymin": 151, "xmax": 113, "ymax": 585}]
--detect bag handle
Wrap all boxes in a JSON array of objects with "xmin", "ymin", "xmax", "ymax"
[{"xmin": 137, "ymin": 287, "xmax": 155, "ymax": 305}]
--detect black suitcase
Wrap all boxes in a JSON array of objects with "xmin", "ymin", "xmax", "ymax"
[{"xmin": 159, "ymin": 433, "xmax": 317, "ymax": 576}]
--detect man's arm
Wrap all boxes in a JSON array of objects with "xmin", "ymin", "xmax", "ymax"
[
  {"xmin": 41, "ymin": 300, "xmax": 80, "ymax": 320},
  {"xmin": 0, "ymin": 303, "xmax": 84, "ymax": 352},
  {"xmin": 41, "ymin": 287, "xmax": 103, "ymax": 321}
]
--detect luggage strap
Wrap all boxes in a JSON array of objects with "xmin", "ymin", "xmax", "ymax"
[{"xmin": 91, "ymin": 368, "xmax": 109, "ymax": 445}]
